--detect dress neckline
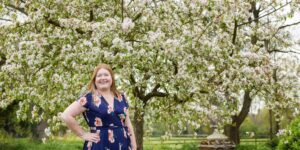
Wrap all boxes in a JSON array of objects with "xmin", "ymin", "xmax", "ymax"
[{"xmin": 99, "ymin": 95, "xmax": 116, "ymax": 110}]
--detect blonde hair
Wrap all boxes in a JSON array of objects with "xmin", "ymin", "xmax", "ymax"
[{"xmin": 88, "ymin": 63, "xmax": 120, "ymax": 97}]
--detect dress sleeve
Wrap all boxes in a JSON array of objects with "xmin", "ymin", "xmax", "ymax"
[
  {"xmin": 76, "ymin": 92, "xmax": 92, "ymax": 109},
  {"xmin": 122, "ymin": 94, "xmax": 130, "ymax": 108}
]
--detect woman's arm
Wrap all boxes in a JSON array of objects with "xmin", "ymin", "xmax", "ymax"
[
  {"xmin": 125, "ymin": 109, "xmax": 137, "ymax": 150},
  {"xmin": 61, "ymin": 100, "xmax": 99, "ymax": 143}
]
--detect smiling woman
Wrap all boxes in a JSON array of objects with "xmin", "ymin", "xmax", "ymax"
[{"xmin": 61, "ymin": 63, "xmax": 137, "ymax": 150}]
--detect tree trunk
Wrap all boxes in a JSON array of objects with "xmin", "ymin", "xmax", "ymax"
[
  {"xmin": 129, "ymin": 74, "xmax": 167, "ymax": 149},
  {"xmin": 227, "ymin": 125, "xmax": 240, "ymax": 144},
  {"xmin": 269, "ymin": 109, "xmax": 273, "ymax": 140},
  {"xmin": 225, "ymin": 118, "xmax": 242, "ymax": 144},
  {"xmin": 225, "ymin": 90, "xmax": 252, "ymax": 144},
  {"xmin": 133, "ymin": 107, "xmax": 145, "ymax": 150},
  {"xmin": 31, "ymin": 120, "xmax": 48, "ymax": 141},
  {"xmin": 275, "ymin": 120, "xmax": 280, "ymax": 136}
]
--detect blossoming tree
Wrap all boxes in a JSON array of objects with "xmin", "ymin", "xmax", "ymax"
[{"xmin": 0, "ymin": 0, "xmax": 299, "ymax": 149}]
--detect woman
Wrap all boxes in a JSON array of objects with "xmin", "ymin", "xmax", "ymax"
[{"xmin": 61, "ymin": 63, "xmax": 137, "ymax": 150}]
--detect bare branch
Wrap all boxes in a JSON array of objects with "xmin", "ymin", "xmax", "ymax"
[
  {"xmin": 278, "ymin": 20, "xmax": 300, "ymax": 30},
  {"xmin": 268, "ymin": 49, "xmax": 300, "ymax": 55},
  {"xmin": 237, "ymin": 1, "xmax": 291, "ymax": 27}
]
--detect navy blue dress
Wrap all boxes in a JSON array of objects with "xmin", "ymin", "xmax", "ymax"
[{"xmin": 77, "ymin": 92, "xmax": 131, "ymax": 150}]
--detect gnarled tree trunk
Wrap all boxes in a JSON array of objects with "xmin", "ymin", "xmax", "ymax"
[{"xmin": 225, "ymin": 90, "xmax": 252, "ymax": 144}]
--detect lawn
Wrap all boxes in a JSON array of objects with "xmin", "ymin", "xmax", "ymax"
[{"xmin": 0, "ymin": 136, "xmax": 271, "ymax": 150}]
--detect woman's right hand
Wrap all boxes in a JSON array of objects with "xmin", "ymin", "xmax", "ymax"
[{"xmin": 81, "ymin": 132, "xmax": 100, "ymax": 143}]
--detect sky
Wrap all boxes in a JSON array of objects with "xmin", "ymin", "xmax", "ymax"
[{"xmin": 287, "ymin": 13, "xmax": 300, "ymax": 56}]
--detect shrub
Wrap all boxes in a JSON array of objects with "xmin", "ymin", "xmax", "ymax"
[
  {"xmin": 277, "ymin": 117, "xmax": 300, "ymax": 150},
  {"xmin": 266, "ymin": 137, "xmax": 279, "ymax": 148}
]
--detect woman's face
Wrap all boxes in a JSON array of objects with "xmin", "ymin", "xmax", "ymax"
[{"xmin": 95, "ymin": 68, "xmax": 112, "ymax": 91}]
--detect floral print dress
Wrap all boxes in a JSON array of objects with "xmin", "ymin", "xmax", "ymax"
[{"xmin": 77, "ymin": 92, "xmax": 131, "ymax": 150}]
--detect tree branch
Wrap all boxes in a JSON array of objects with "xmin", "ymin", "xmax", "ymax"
[
  {"xmin": 129, "ymin": 74, "xmax": 145, "ymax": 101},
  {"xmin": 232, "ymin": 19, "xmax": 238, "ymax": 45},
  {"xmin": 89, "ymin": 10, "xmax": 94, "ymax": 22},
  {"xmin": 0, "ymin": 18, "xmax": 12, "ymax": 22},
  {"xmin": 235, "ymin": 90, "xmax": 252, "ymax": 127},
  {"xmin": 172, "ymin": 60, "xmax": 178, "ymax": 75},
  {"xmin": 278, "ymin": 20, "xmax": 300, "ymax": 30},
  {"xmin": 199, "ymin": 90, "xmax": 209, "ymax": 94},
  {"xmin": 0, "ymin": 53, "xmax": 6, "ymax": 67},
  {"xmin": 45, "ymin": 16, "xmax": 85, "ymax": 34},
  {"xmin": 124, "ymin": 39, "xmax": 148, "ymax": 44},
  {"xmin": 5, "ymin": 4, "xmax": 28, "ymax": 16},
  {"xmin": 121, "ymin": 0, "xmax": 124, "ymax": 21},
  {"xmin": 237, "ymin": 1, "xmax": 291, "ymax": 27},
  {"xmin": 144, "ymin": 84, "xmax": 168, "ymax": 102},
  {"xmin": 268, "ymin": 49, "xmax": 300, "ymax": 55},
  {"xmin": 152, "ymin": 84, "xmax": 160, "ymax": 93},
  {"xmin": 231, "ymin": 19, "xmax": 238, "ymax": 56}
]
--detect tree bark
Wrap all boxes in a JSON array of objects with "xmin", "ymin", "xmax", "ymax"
[
  {"xmin": 133, "ymin": 107, "xmax": 145, "ymax": 150},
  {"xmin": 225, "ymin": 124, "xmax": 240, "ymax": 144},
  {"xmin": 130, "ymin": 74, "xmax": 167, "ymax": 150},
  {"xmin": 31, "ymin": 120, "xmax": 48, "ymax": 141},
  {"xmin": 269, "ymin": 109, "xmax": 273, "ymax": 140},
  {"xmin": 225, "ymin": 90, "xmax": 252, "ymax": 144},
  {"xmin": 275, "ymin": 120, "xmax": 280, "ymax": 136}
]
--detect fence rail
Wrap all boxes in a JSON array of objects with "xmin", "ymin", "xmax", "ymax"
[{"xmin": 143, "ymin": 136, "xmax": 269, "ymax": 145}]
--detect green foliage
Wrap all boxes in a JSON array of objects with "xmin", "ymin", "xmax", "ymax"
[
  {"xmin": 0, "ymin": 101, "xmax": 32, "ymax": 138},
  {"xmin": 277, "ymin": 117, "xmax": 300, "ymax": 150},
  {"xmin": 240, "ymin": 109, "xmax": 270, "ymax": 138},
  {"xmin": 266, "ymin": 137, "xmax": 279, "ymax": 149},
  {"xmin": 0, "ymin": 129, "xmax": 10, "ymax": 140},
  {"xmin": 240, "ymin": 117, "xmax": 259, "ymax": 137}
]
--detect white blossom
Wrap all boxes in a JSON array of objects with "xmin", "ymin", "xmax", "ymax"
[
  {"xmin": 44, "ymin": 127, "xmax": 51, "ymax": 137},
  {"xmin": 121, "ymin": 17, "xmax": 135, "ymax": 33}
]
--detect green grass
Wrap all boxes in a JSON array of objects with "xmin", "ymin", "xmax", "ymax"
[
  {"xmin": 237, "ymin": 144, "xmax": 272, "ymax": 150},
  {"xmin": 0, "ymin": 135, "xmax": 271, "ymax": 150},
  {"xmin": 0, "ymin": 138, "xmax": 82, "ymax": 150}
]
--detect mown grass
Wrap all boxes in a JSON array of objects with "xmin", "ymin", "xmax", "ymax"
[
  {"xmin": 0, "ymin": 138, "xmax": 82, "ymax": 150},
  {"xmin": 0, "ymin": 135, "xmax": 271, "ymax": 150}
]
